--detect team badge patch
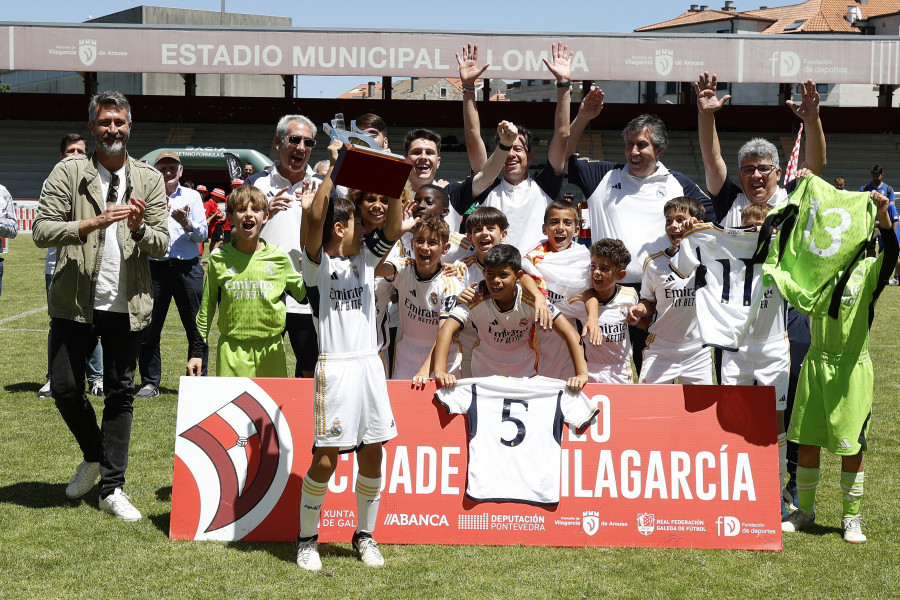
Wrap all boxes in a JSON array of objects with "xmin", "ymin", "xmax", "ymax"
[
  {"xmin": 429, "ymin": 292, "xmax": 438, "ymax": 306},
  {"xmin": 329, "ymin": 419, "xmax": 343, "ymax": 437},
  {"xmin": 519, "ymin": 318, "xmax": 528, "ymax": 327},
  {"xmin": 264, "ymin": 262, "xmax": 275, "ymax": 276},
  {"xmin": 637, "ymin": 513, "xmax": 656, "ymax": 536},
  {"xmin": 352, "ymin": 264, "xmax": 360, "ymax": 280},
  {"xmin": 582, "ymin": 511, "xmax": 600, "ymax": 536}
]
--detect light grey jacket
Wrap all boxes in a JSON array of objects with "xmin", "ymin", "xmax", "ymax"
[{"xmin": 33, "ymin": 152, "xmax": 169, "ymax": 331}]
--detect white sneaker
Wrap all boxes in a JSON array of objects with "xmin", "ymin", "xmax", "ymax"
[
  {"xmin": 296, "ymin": 536, "xmax": 322, "ymax": 571},
  {"xmin": 65, "ymin": 461, "xmax": 100, "ymax": 498},
  {"xmin": 37, "ymin": 380, "xmax": 52, "ymax": 399},
  {"xmin": 99, "ymin": 488, "xmax": 142, "ymax": 521},
  {"xmin": 781, "ymin": 508, "xmax": 815, "ymax": 533},
  {"xmin": 842, "ymin": 514, "xmax": 866, "ymax": 544},
  {"xmin": 88, "ymin": 379, "xmax": 104, "ymax": 397},
  {"xmin": 352, "ymin": 531, "xmax": 385, "ymax": 568}
]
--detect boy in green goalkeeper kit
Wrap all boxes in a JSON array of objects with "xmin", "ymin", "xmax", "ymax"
[
  {"xmin": 188, "ymin": 185, "xmax": 305, "ymax": 378},
  {"xmin": 780, "ymin": 190, "xmax": 896, "ymax": 543}
]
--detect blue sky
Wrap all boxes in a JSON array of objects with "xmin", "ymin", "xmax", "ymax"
[{"xmin": 2, "ymin": 1, "xmax": 801, "ymax": 97}]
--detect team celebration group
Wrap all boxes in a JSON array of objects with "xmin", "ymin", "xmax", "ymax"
[{"xmin": 31, "ymin": 43, "xmax": 894, "ymax": 571}]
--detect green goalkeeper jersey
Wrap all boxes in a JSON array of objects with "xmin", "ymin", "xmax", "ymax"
[
  {"xmin": 761, "ymin": 175, "xmax": 876, "ymax": 318},
  {"xmin": 810, "ymin": 252, "xmax": 883, "ymax": 357},
  {"xmin": 197, "ymin": 240, "xmax": 305, "ymax": 343}
]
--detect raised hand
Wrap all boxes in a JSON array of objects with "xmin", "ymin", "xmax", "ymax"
[
  {"xmin": 787, "ymin": 80, "xmax": 820, "ymax": 121},
  {"xmin": 579, "ymin": 87, "xmax": 605, "ymax": 121},
  {"xmin": 457, "ymin": 43, "xmax": 489, "ymax": 87},
  {"xmin": 543, "ymin": 42, "xmax": 573, "ymax": 83},
  {"xmin": 694, "ymin": 71, "xmax": 730, "ymax": 114},
  {"xmin": 497, "ymin": 120, "xmax": 519, "ymax": 146}
]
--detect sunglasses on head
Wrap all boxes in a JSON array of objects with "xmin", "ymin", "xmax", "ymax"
[{"xmin": 286, "ymin": 135, "xmax": 316, "ymax": 148}]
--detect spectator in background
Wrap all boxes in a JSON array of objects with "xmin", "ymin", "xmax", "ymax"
[
  {"xmin": 135, "ymin": 151, "xmax": 208, "ymax": 399},
  {"xmin": 834, "ymin": 176, "xmax": 845, "ymax": 190},
  {"xmin": 243, "ymin": 163, "xmax": 254, "ymax": 178},
  {"xmin": 39, "ymin": 133, "xmax": 104, "ymax": 399},
  {"xmin": 209, "ymin": 187, "xmax": 229, "ymax": 252},
  {"xmin": 0, "ymin": 183, "xmax": 18, "ymax": 296},
  {"xmin": 861, "ymin": 165, "xmax": 894, "ymax": 202}
]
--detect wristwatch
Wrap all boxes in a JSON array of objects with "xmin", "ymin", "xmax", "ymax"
[{"xmin": 131, "ymin": 223, "xmax": 146, "ymax": 241}]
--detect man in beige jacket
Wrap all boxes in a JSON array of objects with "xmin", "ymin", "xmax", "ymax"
[{"xmin": 33, "ymin": 90, "xmax": 168, "ymax": 522}]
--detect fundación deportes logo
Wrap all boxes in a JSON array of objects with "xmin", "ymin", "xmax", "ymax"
[
  {"xmin": 770, "ymin": 51, "xmax": 800, "ymax": 77},
  {"xmin": 716, "ymin": 516, "xmax": 740, "ymax": 537}
]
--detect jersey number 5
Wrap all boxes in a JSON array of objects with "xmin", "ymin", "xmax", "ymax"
[{"xmin": 500, "ymin": 398, "xmax": 528, "ymax": 447}]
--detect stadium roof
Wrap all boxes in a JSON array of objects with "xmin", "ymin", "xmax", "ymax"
[{"xmin": 636, "ymin": 0, "xmax": 900, "ymax": 34}]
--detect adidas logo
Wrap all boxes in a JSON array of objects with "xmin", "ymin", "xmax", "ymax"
[
  {"xmin": 330, "ymin": 272, "xmax": 338, "ymax": 281},
  {"xmin": 410, "ymin": 288, "xmax": 417, "ymax": 297},
  {"xmin": 612, "ymin": 182, "xmax": 621, "ymax": 190},
  {"xmin": 838, "ymin": 439, "xmax": 853, "ymax": 449},
  {"xmin": 664, "ymin": 274, "xmax": 675, "ymax": 283}
]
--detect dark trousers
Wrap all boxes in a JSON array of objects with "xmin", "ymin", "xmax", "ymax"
[
  {"xmin": 284, "ymin": 312, "xmax": 319, "ymax": 376},
  {"xmin": 785, "ymin": 307, "xmax": 811, "ymax": 485},
  {"xmin": 139, "ymin": 258, "xmax": 208, "ymax": 387},
  {"xmin": 50, "ymin": 311, "xmax": 142, "ymax": 497}
]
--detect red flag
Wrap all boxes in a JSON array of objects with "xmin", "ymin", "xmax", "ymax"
[{"xmin": 784, "ymin": 123, "xmax": 803, "ymax": 184}]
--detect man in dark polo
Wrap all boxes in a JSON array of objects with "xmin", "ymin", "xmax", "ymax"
[{"xmin": 33, "ymin": 90, "xmax": 168, "ymax": 521}]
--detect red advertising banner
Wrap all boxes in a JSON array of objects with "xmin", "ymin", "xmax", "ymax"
[{"xmin": 171, "ymin": 377, "xmax": 781, "ymax": 550}]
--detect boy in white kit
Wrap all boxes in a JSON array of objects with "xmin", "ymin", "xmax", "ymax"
[
  {"xmin": 453, "ymin": 207, "xmax": 552, "ymax": 378},
  {"xmin": 626, "ymin": 197, "xmax": 713, "ymax": 384},
  {"xmin": 728, "ymin": 202, "xmax": 791, "ymax": 518},
  {"xmin": 584, "ymin": 239, "xmax": 639, "ymax": 383},
  {"xmin": 434, "ymin": 244, "xmax": 587, "ymax": 392},
  {"xmin": 379, "ymin": 215, "xmax": 464, "ymax": 380},
  {"xmin": 522, "ymin": 200, "xmax": 601, "ymax": 379},
  {"xmin": 296, "ymin": 140, "xmax": 402, "ymax": 572}
]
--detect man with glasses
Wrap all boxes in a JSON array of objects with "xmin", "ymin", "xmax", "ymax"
[
  {"xmin": 247, "ymin": 114, "xmax": 318, "ymax": 377},
  {"xmin": 694, "ymin": 73, "xmax": 826, "ymax": 516},
  {"xmin": 694, "ymin": 73, "xmax": 826, "ymax": 225}
]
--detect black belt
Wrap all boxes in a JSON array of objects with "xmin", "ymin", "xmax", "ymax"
[{"xmin": 158, "ymin": 256, "xmax": 199, "ymax": 266}]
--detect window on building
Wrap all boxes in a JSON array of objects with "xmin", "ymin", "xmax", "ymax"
[
  {"xmin": 440, "ymin": 87, "xmax": 447, "ymax": 98},
  {"xmin": 665, "ymin": 82, "xmax": 680, "ymax": 95}
]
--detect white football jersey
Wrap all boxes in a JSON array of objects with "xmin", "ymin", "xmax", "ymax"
[
  {"xmin": 303, "ymin": 232, "xmax": 393, "ymax": 355},
  {"xmin": 388, "ymin": 257, "xmax": 463, "ymax": 378},
  {"xmin": 447, "ymin": 284, "xmax": 560, "ymax": 377},
  {"xmin": 572, "ymin": 285, "xmax": 638, "ymax": 373},
  {"xmin": 670, "ymin": 223, "xmax": 766, "ymax": 351},
  {"xmin": 435, "ymin": 376, "xmax": 599, "ymax": 505},
  {"xmin": 640, "ymin": 249, "xmax": 700, "ymax": 344}
]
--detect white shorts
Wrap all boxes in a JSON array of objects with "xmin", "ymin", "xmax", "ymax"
[
  {"xmin": 536, "ymin": 320, "xmax": 577, "ymax": 380},
  {"xmin": 587, "ymin": 362, "xmax": 633, "ymax": 384},
  {"xmin": 639, "ymin": 336, "xmax": 713, "ymax": 385},
  {"xmin": 392, "ymin": 334, "xmax": 460, "ymax": 380},
  {"xmin": 721, "ymin": 333, "xmax": 790, "ymax": 410},
  {"xmin": 314, "ymin": 350, "xmax": 397, "ymax": 450}
]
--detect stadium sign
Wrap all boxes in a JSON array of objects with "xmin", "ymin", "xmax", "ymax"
[
  {"xmin": 171, "ymin": 378, "xmax": 782, "ymax": 550},
  {"xmin": 0, "ymin": 24, "xmax": 897, "ymax": 84}
]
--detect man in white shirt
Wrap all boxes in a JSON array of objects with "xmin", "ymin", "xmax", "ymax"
[
  {"xmin": 136, "ymin": 151, "xmax": 209, "ymax": 398},
  {"xmin": 247, "ymin": 114, "xmax": 318, "ymax": 377}
]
